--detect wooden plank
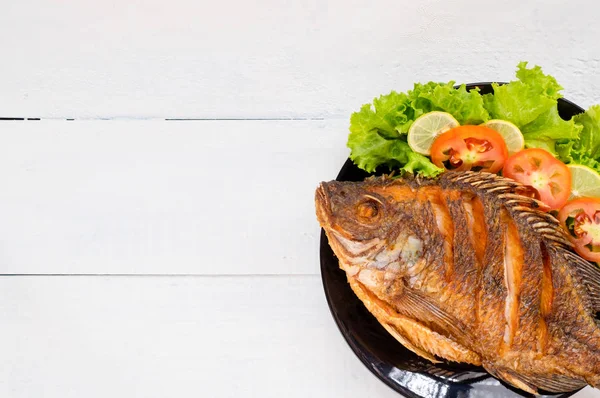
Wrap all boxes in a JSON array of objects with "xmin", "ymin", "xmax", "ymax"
[
  {"xmin": 2, "ymin": 0, "xmax": 600, "ymax": 119},
  {"xmin": 0, "ymin": 276, "xmax": 399, "ymax": 398},
  {"xmin": 0, "ymin": 275, "xmax": 597, "ymax": 397},
  {"xmin": 0, "ymin": 120, "xmax": 347, "ymax": 275}
]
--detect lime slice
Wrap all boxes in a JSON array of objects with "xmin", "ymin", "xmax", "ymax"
[
  {"xmin": 408, "ymin": 111, "xmax": 459, "ymax": 155},
  {"xmin": 481, "ymin": 119, "xmax": 525, "ymax": 155},
  {"xmin": 568, "ymin": 164, "xmax": 600, "ymax": 199}
]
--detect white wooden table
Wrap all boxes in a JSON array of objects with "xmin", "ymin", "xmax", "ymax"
[{"xmin": 1, "ymin": 1, "xmax": 599, "ymax": 397}]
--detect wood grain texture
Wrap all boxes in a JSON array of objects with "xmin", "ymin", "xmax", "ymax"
[
  {"xmin": 0, "ymin": 275, "xmax": 597, "ymax": 398},
  {"xmin": 1, "ymin": 0, "xmax": 600, "ymax": 119},
  {"xmin": 3, "ymin": 1, "xmax": 600, "ymax": 396},
  {"xmin": 0, "ymin": 276, "xmax": 401, "ymax": 398},
  {"xmin": 0, "ymin": 120, "xmax": 347, "ymax": 275}
]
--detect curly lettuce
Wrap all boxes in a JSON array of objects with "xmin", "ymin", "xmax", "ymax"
[
  {"xmin": 556, "ymin": 105, "xmax": 600, "ymax": 173},
  {"xmin": 347, "ymin": 82, "xmax": 489, "ymax": 176},
  {"xmin": 483, "ymin": 62, "xmax": 582, "ymax": 154},
  {"xmin": 409, "ymin": 82, "xmax": 489, "ymax": 126},
  {"xmin": 484, "ymin": 62, "xmax": 600, "ymax": 172},
  {"xmin": 573, "ymin": 105, "xmax": 600, "ymax": 159}
]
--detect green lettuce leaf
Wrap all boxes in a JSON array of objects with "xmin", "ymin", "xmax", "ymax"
[
  {"xmin": 347, "ymin": 81, "xmax": 489, "ymax": 176},
  {"xmin": 521, "ymin": 107, "xmax": 583, "ymax": 153},
  {"xmin": 483, "ymin": 62, "xmax": 563, "ymax": 127},
  {"xmin": 573, "ymin": 105, "xmax": 600, "ymax": 159},
  {"xmin": 570, "ymin": 153, "xmax": 600, "ymax": 174},
  {"xmin": 347, "ymin": 122, "xmax": 443, "ymax": 175},
  {"xmin": 349, "ymin": 92, "xmax": 410, "ymax": 140},
  {"xmin": 555, "ymin": 139, "xmax": 576, "ymax": 160},
  {"xmin": 347, "ymin": 123, "xmax": 403, "ymax": 172},
  {"xmin": 515, "ymin": 61, "xmax": 563, "ymax": 100},
  {"xmin": 348, "ymin": 104, "xmax": 443, "ymax": 175},
  {"xmin": 401, "ymin": 150, "xmax": 444, "ymax": 176},
  {"xmin": 554, "ymin": 105, "xmax": 600, "ymax": 172},
  {"xmin": 483, "ymin": 82, "xmax": 555, "ymax": 127},
  {"xmin": 524, "ymin": 138, "xmax": 560, "ymax": 154},
  {"xmin": 483, "ymin": 62, "xmax": 583, "ymax": 156},
  {"xmin": 410, "ymin": 82, "xmax": 489, "ymax": 126}
]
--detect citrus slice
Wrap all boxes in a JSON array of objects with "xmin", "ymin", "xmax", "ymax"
[
  {"xmin": 568, "ymin": 164, "xmax": 600, "ymax": 199},
  {"xmin": 481, "ymin": 119, "xmax": 524, "ymax": 155},
  {"xmin": 408, "ymin": 112, "xmax": 459, "ymax": 155}
]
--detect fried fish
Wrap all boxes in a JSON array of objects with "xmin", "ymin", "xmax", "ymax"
[{"xmin": 315, "ymin": 171, "xmax": 600, "ymax": 393}]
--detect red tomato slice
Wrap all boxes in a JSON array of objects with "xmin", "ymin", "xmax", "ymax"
[
  {"xmin": 558, "ymin": 198, "xmax": 600, "ymax": 262},
  {"xmin": 430, "ymin": 125, "xmax": 509, "ymax": 173},
  {"xmin": 502, "ymin": 148, "xmax": 571, "ymax": 210}
]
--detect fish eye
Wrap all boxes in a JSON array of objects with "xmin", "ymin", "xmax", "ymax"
[{"xmin": 357, "ymin": 199, "xmax": 380, "ymax": 220}]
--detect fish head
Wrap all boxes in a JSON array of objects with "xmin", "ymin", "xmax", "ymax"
[
  {"xmin": 316, "ymin": 180, "xmax": 390, "ymax": 237},
  {"xmin": 316, "ymin": 179, "xmax": 418, "ymax": 270}
]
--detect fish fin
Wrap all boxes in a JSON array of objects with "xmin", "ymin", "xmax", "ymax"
[
  {"xmin": 562, "ymin": 249, "xmax": 600, "ymax": 311},
  {"xmin": 348, "ymin": 278, "xmax": 481, "ymax": 365},
  {"xmin": 484, "ymin": 363, "xmax": 586, "ymax": 394},
  {"xmin": 444, "ymin": 171, "xmax": 572, "ymax": 246},
  {"xmin": 347, "ymin": 277, "xmax": 442, "ymax": 363},
  {"xmin": 443, "ymin": 171, "xmax": 519, "ymax": 194},
  {"xmin": 380, "ymin": 322, "xmax": 441, "ymax": 363},
  {"xmin": 517, "ymin": 373, "xmax": 586, "ymax": 393},
  {"xmin": 386, "ymin": 316, "xmax": 481, "ymax": 365},
  {"xmin": 446, "ymin": 170, "xmax": 548, "ymax": 213},
  {"xmin": 483, "ymin": 364, "xmax": 538, "ymax": 394},
  {"xmin": 508, "ymin": 206, "xmax": 572, "ymax": 247},
  {"xmin": 394, "ymin": 288, "xmax": 471, "ymax": 343}
]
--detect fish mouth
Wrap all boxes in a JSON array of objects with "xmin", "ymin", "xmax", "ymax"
[{"xmin": 315, "ymin": 182, "xmax": 332, "ymax": 228}]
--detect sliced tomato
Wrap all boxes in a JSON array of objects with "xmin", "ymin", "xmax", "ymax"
[
  {"xmin": 558, "ymin": 198, "xmax": 600, "ymax": 262},
  {"xmin": 502, "ymin": 148, "xmax": 571, "ymax": 210},
  {"xmin": 430, "ymin": 125, "xmax": 509, "ymax": 173}
]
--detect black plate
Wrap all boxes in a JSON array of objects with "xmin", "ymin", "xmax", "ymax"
[{"xmin": 319, "ymin": 83, "xmax": 586, "ymax": 398}]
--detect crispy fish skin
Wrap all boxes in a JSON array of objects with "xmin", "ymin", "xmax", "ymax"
[{"xmin": 315, "ymin": 171, "xmax": 600, "ymax": 394}]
